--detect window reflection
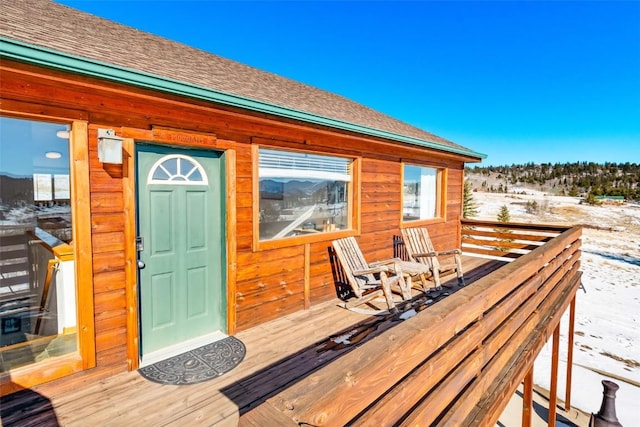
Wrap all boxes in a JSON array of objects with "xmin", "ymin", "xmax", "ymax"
[
  {"xmin": 258, "ymin": 148, "xmax": 352, "ymax": 240},
  {"xmin": 0, "ymin": 116, "xmax": 77, "ymax": 371}
]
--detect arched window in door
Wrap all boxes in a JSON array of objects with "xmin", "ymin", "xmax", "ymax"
[{"xmin": 147, "ymin": 154, "xmax": 208, "ymax": 185}]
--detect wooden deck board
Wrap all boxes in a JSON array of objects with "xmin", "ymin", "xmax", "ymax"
[{"xmin": 1, "ymin": 255, "xmax": 506, "ymax": 426}]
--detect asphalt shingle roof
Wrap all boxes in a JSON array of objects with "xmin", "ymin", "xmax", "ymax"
[{"xmin": 1, "ymin": 0, "xmax": 477, "ymax": 156}]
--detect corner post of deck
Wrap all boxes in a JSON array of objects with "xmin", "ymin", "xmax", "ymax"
[
  {"xmin": 522, "ymin": 367, "xmax": 534, "ymax": 427},
  {"xmin": 548, "ymin": 325, "xmax": 561, "ymax": 426},
  {"xmin": 565, "ymin": 294, "xmax": 577, "ymax": 411}
]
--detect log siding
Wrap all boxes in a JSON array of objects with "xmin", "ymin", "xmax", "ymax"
[{"xmin": 1, "ymin": 59, "xmax": 472, "ymax": 393}]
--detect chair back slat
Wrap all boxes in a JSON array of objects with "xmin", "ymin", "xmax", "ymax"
[
  {"xmin": 393, "ymin": 235, "xmax": 409, "ymax": 261},
  {"xmin": 401, "ymin": 227, "xmax": 440, "ymax": 270},
  {"xmin": 332, "ymin": 237, "xmax": 376, "ymax": 296}
]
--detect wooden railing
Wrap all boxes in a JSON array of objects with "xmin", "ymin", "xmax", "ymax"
[
  {"xmin": 461, "ymin": 218, "xmax": 570, "ymax": 260},
  {"xmin": 241, "ymin": 222, "xmax": 582, "ymax": 426}
]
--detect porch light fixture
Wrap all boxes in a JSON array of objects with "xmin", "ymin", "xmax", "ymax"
[
  {"xmin": 97, "ymin": 128, "xmax": 123, "ymax": 164},
  {"xmin": 56, "ymin": 125, "xmax": 71, "ymax": 139},
  {"xmin": 45, "ymin": 151, "xmax": 62, "ymax": 159}
]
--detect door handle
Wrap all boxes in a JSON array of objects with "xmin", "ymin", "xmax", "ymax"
[{"xmin": 137, "ymin": 260, "xmax": 146, "ymax": 269}]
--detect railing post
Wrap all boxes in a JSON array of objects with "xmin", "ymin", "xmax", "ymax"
[
  {"xmin": 548, "ymin": 326, "xmax": 560, "ymax": 426},
  {"xmin": 522, "ymin": 368, "xmax": 533, "ymax": 427},
  {"xmin": 565, "ymin": 295, "xmax": 576, "ymax": 410},
  {"xmin": 590, "ymin": 380, "xmax": 623, "ymax": 426}
]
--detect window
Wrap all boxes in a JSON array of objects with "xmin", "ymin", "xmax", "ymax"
[
  {"xmin": 0, "ymin": 116, "xmax": 78, "ymax": 372},
  {"xmin": 257, "ymin": 148, "xmax": 353, "ymax": 241},
  {"xmin": 148, "ymin": 154, "xmax": 208, "ymax": 185},
  {"xmin": 403, "ymin": 164, "xmax": 445, "ymax": 222}
]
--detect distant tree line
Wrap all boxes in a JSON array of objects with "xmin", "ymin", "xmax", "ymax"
[{"xmin": 465, "ymin": 162, "xmax": 640, "ymax": 202}]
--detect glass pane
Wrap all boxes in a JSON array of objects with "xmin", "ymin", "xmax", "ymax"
[
  {"xmin": 0, "ymin": 116, "xmax": 78, "ymax": 371},
  {"xmin": 152, "ymin": 167, "xmax": 170, "ymax": 181},
  {"xmin": 161, "ymin": 157, "xmax": 178, "ymax": 175},
  {"xmin": 403, "ymin": 165, "xmax": 438, "ymax": 221},
  {"xmin": 187, "ymin": 168, "xmax": 203, "ymax": 182},
  {"xmin": 258, "ymin": 149, "xmax": 351, "ymax": 241}
]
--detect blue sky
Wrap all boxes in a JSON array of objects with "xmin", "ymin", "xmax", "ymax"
[{"xmin": 57, "ymin": 0, "xmax": 639, "ymax": 166}]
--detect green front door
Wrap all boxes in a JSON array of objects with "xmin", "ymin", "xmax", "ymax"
[{"xmin": 136, "ymin": 144, "xmax": 225, "ymax": 358}]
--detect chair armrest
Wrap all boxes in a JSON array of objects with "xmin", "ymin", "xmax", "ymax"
[
  {"xmin": 369, "ymin": 258, "xmax": 403, "ymax": 268},
  {"xmin": 436, "ymin": 249, "xmax": 462, "ymax": 256},
  {"xmin": 352, "ymin": 265, "xmax": 390, "ymax": 276},
  {"xmin": 413, "ymin": 251, "xmax": 438, "ymax": 258},
  {"xmin": 415, "ymin": 249, "xmax": 461, "ymax": 257},
  {"xmin": 364, "ymin": 258, "xmax": 413, "ymax": 278}
]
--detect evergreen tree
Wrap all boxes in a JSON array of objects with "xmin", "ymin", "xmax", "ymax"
[
  {"xmin": 584, "ymin": 192, "xmax": 601, "ymax": 206},
  {"xmin": 462, "ymin": 180, "xmax": 478, "ymax": 218},
  {"xmin": 465, "ymin": 161, "xmax": 639, "ymax": 202},
  {"xmin": 495, "ymin": 205, "xmax": 512, "ymax": 252},
  {"xmin": 568, "ymin": 184, "xmax": 579, "ymax": 197},
  {"xmin": 497, "ymin": 205, "xmax": 511, "ymax": 223}
]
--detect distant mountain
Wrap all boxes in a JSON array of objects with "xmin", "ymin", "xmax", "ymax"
[
  {"xmin": 0, "ymin": 172, "xmax": 31, "ymax": 179},
  {"xmin": 0, "ymin": 174, "xmax": 33, "ymax": 206},
  {"xmin": 260, "ymin": 179, "xmax": 327, "ymax": 197},
  {"xmin": 465, "ymin": 162, "xmax": 640, "ymax": 201}
]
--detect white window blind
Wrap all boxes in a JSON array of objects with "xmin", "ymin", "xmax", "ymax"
[{"xmin": 259, "ymin": 148, "xmax": 351, "ymax": 181}]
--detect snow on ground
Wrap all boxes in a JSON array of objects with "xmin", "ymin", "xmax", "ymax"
[{"xmin": 473, "ymin": 191, "xmax": 640, "ymax": 425}]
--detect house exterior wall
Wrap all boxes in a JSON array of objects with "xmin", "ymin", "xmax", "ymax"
[{"xmin": 0, "ymin": 59, "xmax": 469, "ymax": 392}]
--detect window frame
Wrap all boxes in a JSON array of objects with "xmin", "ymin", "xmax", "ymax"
[
  {"xmin": 252, "ymin": 144, "xmax": 360, "ymax": 251},
  {"xmin": 0, "ymin": 115, "xmax": 95, "ymax": 395},
  {"xmin": 400, "ymin": 162, "xmax": 447, "ymax": 227}
]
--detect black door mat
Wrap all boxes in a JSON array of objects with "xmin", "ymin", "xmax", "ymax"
[{"xmin": 138, "ymin": 336, "xmax": 246, "ymax": 385}]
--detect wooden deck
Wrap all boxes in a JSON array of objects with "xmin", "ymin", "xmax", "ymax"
[{"xmin": 1, "ymin": 255, "xmax": 503, "ymax": 426}]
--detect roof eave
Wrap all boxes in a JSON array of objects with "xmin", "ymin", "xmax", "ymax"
[{"xmin": 1, "ymin": 37, "xmax": 486, "ymax": 160}]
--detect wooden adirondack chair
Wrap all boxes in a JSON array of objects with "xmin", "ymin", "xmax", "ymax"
[
  {"xmin": 331, "ymin": 237, "xmax": 409, "ymax": 314},
  {"xmin": 400, "ymin": 226, "xmax": 465, "ymax": 290}
]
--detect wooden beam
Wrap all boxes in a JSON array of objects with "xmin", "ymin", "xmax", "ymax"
[
  {"xmin": 436, "ymin": 262, "xmax": 580, "ymax": 426},
  {"xmin": 548, "ymin": 325, "xmax": 560, "ymax": 426},
  {"xmin": 462, "ymin": 228, "xmax": 554, "ymax": 242},
  {"xmin": 71, "ymin": 120, "xmax": 97, "ymax": 370},
  {"xmin": 565, "ymin": 295, "xmax": 576, "ymax": 411},
  {"xmin": 122, "ymin": 137, "xmax": 139, "ymax": 370},
  {"xmin": 399, "ymin": 348, "xmax": 485, "ymax": 426},
  {"xmin": 365, "ymin": 241, "xmax": 578, "ymax": 425},
  {"xmin": 461, "ymin": 218, "xmax": 571, "ymax": 233},
  {"xmin": 0, "ymin": 97, "xmax": 88, "ymax": 121},
  {"xmin": 304, "ymin": 243, "xmax": 311, "ymax": 309},
  {"xmin": 457, "ymin": 269, "xmax": 582, "ymax": 426},
  {"xmin": 225, "ymin": 149, "xmax": 238, "ymax": 335},
  {"xmin": 523, "ymin": 368, "xmax": 534, "ymax": 427}
]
